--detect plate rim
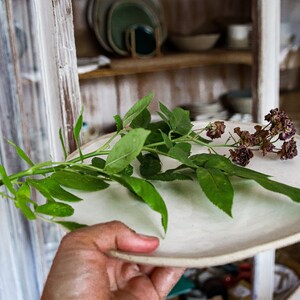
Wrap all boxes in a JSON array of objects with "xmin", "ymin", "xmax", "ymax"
[
  {"xmin": 107, "ymin": 0, "xmax": 160, "ymax": 55},
  {"xmin": 109, "ymin": 230, "xmax": 300, "ymax": 268},
  {"xmin": 66, "ymin": 121, "xmax": 300, "ymax": 268}
]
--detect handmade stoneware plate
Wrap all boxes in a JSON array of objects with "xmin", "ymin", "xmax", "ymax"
[
  {"xmin": 65, "ymin": 121, "xmax": 300, "ymax": 268},
  {"xmin": 107, "ymin": 0, "xmax": 160, "ymax": 55}
]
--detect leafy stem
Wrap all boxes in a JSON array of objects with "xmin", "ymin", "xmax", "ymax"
[{"xmin": 0, "ymin": 93, "xmax": 298, "ymax": 235}]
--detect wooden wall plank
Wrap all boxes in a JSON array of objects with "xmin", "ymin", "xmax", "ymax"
[{"xmin": 73, "ymin": 0, "xmax": 252, "ymax": 136}]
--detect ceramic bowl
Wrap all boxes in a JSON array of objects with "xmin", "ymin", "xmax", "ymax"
[
  {"xmin": 221, "ymin": 89, "xmax": 252, "ymax": 114},
  {"xmin": 169, "ymin": 33, "xmax": 220, "ymax": 52}
]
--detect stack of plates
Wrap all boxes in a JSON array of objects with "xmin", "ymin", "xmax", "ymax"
[
  {"xmin": 87, "ymin": 0, "xmax": 167, "ymax": 56},
  {"xmin": 180, "ymin": 101, "xmax": 228, "ymax": 121}
]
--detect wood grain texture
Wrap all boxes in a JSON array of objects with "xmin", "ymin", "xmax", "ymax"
[
  {"xmin": 74, "ymin": 0, "xmax": 252, "ymax": 135},
  {"xmin": 79, "ymin": 50, "xmax": 252, "ymax": 79},
  {"xmin": 80, "ymin": 64, "xmax": 251, "ymax": 134},
  {"xmin": 0, "ymin": 1, "xmax": 44, "ymax": 299}
]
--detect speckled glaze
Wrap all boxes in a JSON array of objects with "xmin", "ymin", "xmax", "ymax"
[{"xmin": 65, "ymin": 122, "xmax": 300, "ymax": 268}]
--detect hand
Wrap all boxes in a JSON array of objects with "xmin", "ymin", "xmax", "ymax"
[{"xmin": 41, "ymin": 221, "xmax": 185, "ymax": 300}]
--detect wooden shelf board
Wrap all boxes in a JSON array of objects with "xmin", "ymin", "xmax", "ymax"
[{"xmin": 78, "ymin": 49, "xmax": 252, "ymax": 80}]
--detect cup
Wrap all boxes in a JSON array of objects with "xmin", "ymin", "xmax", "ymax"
[{"xmin": 227, "ymin": 24, "xmax": 252, "ymax": 49}]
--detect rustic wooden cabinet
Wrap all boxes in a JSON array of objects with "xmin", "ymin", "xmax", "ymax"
[{"xmin": 1, "ymin": 0, "xmax": 297, "ymax": 299}]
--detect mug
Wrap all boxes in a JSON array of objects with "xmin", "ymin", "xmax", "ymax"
[{"xmin": 227, "ymin": 24, "xmax": 252, "ymax": 49}]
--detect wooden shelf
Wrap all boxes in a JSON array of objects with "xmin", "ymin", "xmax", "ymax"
[{"xmin": 78, "ymin": 49, "xmax": 252, "ymax": 80}]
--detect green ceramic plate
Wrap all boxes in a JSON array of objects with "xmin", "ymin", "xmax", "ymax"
[
  {"xmin": 125, "ymin": 24, "xmax": 157, "ymax": 57},
  {"xmin": 89, "ymin": 0, "xmax": 167, "ymax": 54},
  {"xmin": 107, "ymin": 0, "xmax": 160, "ymax": 55}
]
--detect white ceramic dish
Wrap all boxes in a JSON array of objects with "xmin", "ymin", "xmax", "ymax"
[
  {"xmin": 65, "ymin": 121, "xmax": 300, "ymax": 268},
  {"xmin": 221, "ymin": 89, "xmax": 252, "ymax": 114},
  {"xmin": 169, "ymin": 34, "xmax": 220, "ymax": 52}
]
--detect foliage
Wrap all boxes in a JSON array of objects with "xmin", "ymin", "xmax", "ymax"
[{"xmin": 0, "ymin": 93, "xmax": 299, "ymax": 234}]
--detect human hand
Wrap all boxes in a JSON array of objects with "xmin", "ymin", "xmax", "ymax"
[{"xmin": 41, "ymin": 221, "xmax": 185, "ymax": 300}]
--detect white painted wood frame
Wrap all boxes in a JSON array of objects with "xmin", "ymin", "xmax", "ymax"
[
  {"xmin": 0, "ymin": 0, "xmax": 283, "ymax": 298},
  {"xmin": 0, "ymin": 0, "xmax": 81, "ymax": 298},
  {"xmin": 252, "ymin": 0, "xmax": 281, "ymax": 299}
]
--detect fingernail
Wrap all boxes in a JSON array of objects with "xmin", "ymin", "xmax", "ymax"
[{"xmin": 137, "ymin": 233, "xmax": 157, "ymax": 240}]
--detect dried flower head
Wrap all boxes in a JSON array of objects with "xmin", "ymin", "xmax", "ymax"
[
  {"xmin": 229, "ymin": 145, "xmax": 254, "ymax": 166},
  {"xmin": 278, "ymin": 138, "xmax": 298, "ymax": 160},
  {"xmin": 206, "ymin": 121, "xmax": 226, "ymax": 139},
  {"xmin": 260, "ymin": 139, "xmax": 275, "ymax": 156},
  {"xmin": 253, "ymin": 125, "xmax": 269, "ymax": 143},
  {"xmin": 265, "ymin": 108, "xmax": 296, "ymax": 140},
  {"xmin": 234, "ymin": 127, "xmax": 257, "ymax": 147}
]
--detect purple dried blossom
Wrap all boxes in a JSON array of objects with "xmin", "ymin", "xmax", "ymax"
[
  {"xmin": 265, "ymin": 108, "xmax": 296, "ymax": 140},
  {"xmin": 206, "ymin": 121, "xmax": 226, "ymax": 139},
  {"xmin": 278, "ymin": 138, "xmax": 298, "ymax": 160},
  {"xmin": 260, "ymin": 139, "xmax": 275, "ymax": 156},
  {"xmin": 229, "ymin": 145, "xmax": 254, "ymax": 166},
  {"xmin": 234, "ymin": 127, "xmax": 257, "ymax": 147},
  {"xmin": 279, "ymin": 118, "xmax": 296, "ymax": 140},
  {"xmin": 253, "ymin": 125, "xmax": 269, "ymax": 143}
]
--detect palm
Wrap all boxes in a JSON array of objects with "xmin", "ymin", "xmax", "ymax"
[{"xmin": 107, "ymin": 258, "xmax": 170, "ymax": 300}]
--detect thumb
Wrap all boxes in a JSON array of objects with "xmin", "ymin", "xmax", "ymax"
[{"xmin": 64, "ymin": 221, "xmax": 160, "ymax": 254}]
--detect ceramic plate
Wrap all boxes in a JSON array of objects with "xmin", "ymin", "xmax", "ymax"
[
  {"xmin": 65, "ymin": 121, "xmax": 300, "ymax": 268},
  {"xmin": 107, "ymin": 0, "xmax": 160, "ymax": 55},
  {"xmin": 90, "ymin": 0, "xmax": 166, "ymax": 54}
]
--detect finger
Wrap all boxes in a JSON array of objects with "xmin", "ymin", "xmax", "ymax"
[
  {"xmin": 151, "ymin": 267, "xmax": 186, "ymax": 298},
  {"xmin": 65, "ymin": 221, "xmax": 160, "ymax": 254},
  {"xmin": 138, "ymin": 265, "xmax": 156, "ymax": 275}
]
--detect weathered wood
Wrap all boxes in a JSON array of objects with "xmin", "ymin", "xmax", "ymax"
[
  {"xmin": 73, "ymin": 0, "xmax": 253, "ymax": 136},
  {"xmin": 252, "ymin": 0, "xmax": 280, "ymax": 299},
  {"xmin": 252, "ymin": 0, "xmax": 280, "ymax": 123},
  {"xmin": 0, "ymin": 1, "xmax": 43, "ymax": 299},
  {"xmin": 80, "ymin": 64, "xmax": 251, "ymax": 135},
  {"xmin": 1, "ymin": 0, "xmax": 82, "ymax": 299},
  {"xmin": 34, "ymin": 0, "xmax": 82, "ymax": 158},
  {"xmin": 79, "ymin": 50, "xmax": 252, "ymax": 79}
]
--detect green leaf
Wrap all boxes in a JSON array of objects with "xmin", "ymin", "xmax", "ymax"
[
  {"xmin": 168, "ymin": 143, "xmax": 196, "ymax": 168},
  {"xmin": 159, "ymin": 102, "xmax": 173, "ymax": 119},
  {"xmin": 117, "ymin": 176, "xmax": 168, "ymax": 234},
  {"xmin": 31, "ymin": 178, "xmax": 82, "ymax": 202},
  {"xmin": 68, "ymin": 165, "xmax": 100, "ymax": 177},
  {"xmin": 169, "ymin": 107, "xmax": 193, "ymax": 135},
  {"xmin": 148, "ymin": 168, "xmax": 193, "ymax": 181},
  {"xmin": 7, "ymin": 140, "xmax": 34, "ymax": 167},
  {"xmin": 114, "ymin": 114, "xmax": 123, "ymax": 132},
  {"xmin": 74, "ymin": 106, "xmax": 84, "ymax": 161},
  {"xmin": 51, "ymin": 171, "xmax": 109, "ymax": 191},
  {"xmin": 233, "ymin": 164, "xmax": 270, "ymax": 180},
  {"xmin": 191, "ymin": 154, "xmax": 270, "ymax": 180},
  {"xmin": 123, "ymin": 93, "xmax": 153, "ymax": 127},
  {"xmin": 145, "ymin": 121, "xmax": 170, "ymax": 146},
  {"xmin": 15, "ymin": 183, "xmax": 36, "ymax": 220},
  {"xmin": 196, "ymin": 167, "xmax": 233, "ymax": 216},
  {"xmin": 56, "ymin": 221, "xmax": 87, "ymax": 231},
  {"xmin": 131, "ymin": 108, "xmax": 151, "ymax": 129},
  {"xmin": 27, "ymin": 178, "xmax": 55, "ymax": 201},
  {"xmin": 104, "ymin": 128, "xmax": 150, "ymax": 174},
  {"xmin": 91, "ymin": 157, "xmax": 106, "ymax": 169},
  {"xmin": 157, "ymin": 111, "xmax": 170, "ymax": 125},
  {"xmin": 204, "ymin": 155, "xmax": 235, "ymax": 175},
  {"xmin": 160, "ymin": 131, "xmax": 173, "ymax": 149},
  {"xmin": 255, "ymin": 178, "xmax": 300, "ymax": 203},
  {"xmin": 0, "ymin": 165, "xmax": 16, "ymax": 195},
  {"xmin": 139, "ymin": 153, "xmax": 162, "ymax": 178},
  {"xmin": 35, "ymin": 202, "xmax": 74, "ymax": 217},
  {"xmin": 191, "ymin": 153, "xmax": 213, "ymax": 167},
  {"xmin": 189, "ymin": 131, "xmax": 212, "ymax": 144},
  {"xmin": 59, "ymin": 128, "xmax": 67, "ymax": 160},
  {"xmin": 120, "ymin": 164, "xmax": 134, "ymax": 176}
]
